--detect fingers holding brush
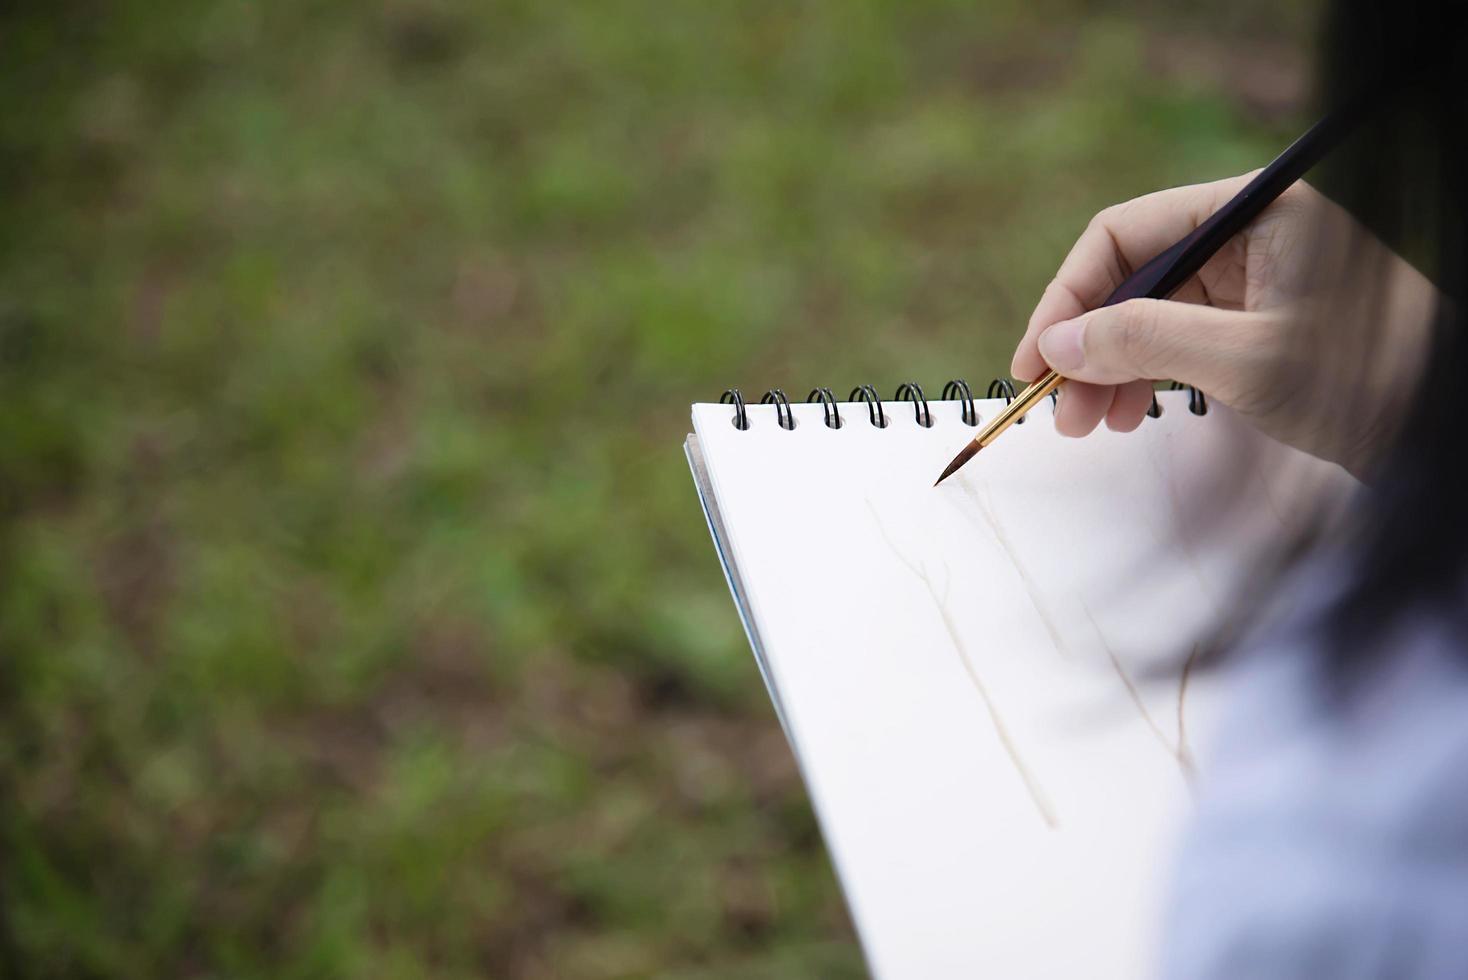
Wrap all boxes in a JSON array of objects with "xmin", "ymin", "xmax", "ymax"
[
  {"xmin": 1012, "ymin": 175, "xmax": 1258, "ymax": 383},
  {"xmin": 1011, "ymin": 173, "xmax": 1286, "ymax": 440},
  {"xmin": 1038, "ymin": 300, "xmax": 1270, "ymax": 397}
]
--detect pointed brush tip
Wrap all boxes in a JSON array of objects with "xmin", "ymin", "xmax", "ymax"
[{"xmin": 933, "ymin": 442, "xmax": 980, "ymax": 487}]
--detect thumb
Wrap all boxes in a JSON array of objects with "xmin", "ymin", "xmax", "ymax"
[{"xmin": 1036, "ymin": 298, "xmax": 1268, "ymax": 394}]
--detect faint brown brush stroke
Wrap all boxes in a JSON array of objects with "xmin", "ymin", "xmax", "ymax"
[
  {"xmin": 951, "ymin": 476, "xmax": 1069, "ymax": 660},
  {"xmin": 1176, "ymin": 645, "xmax": 1201, "ymax": 776},
  {"xmin": 1081, "ymin": 603, "xmax": 1196, "ymax": 781},
  {"xmin": 866, "ymin": 501, "xmax": 1058, "ymax": 829}
]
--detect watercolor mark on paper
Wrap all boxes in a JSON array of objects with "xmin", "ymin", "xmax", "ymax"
[
  {"xmin": 1175, "ymin": 644, "xmax": 1200, "ymax": 774},
  {"xmin": 1082, "ymin": 603, "xmax": 1196, "ymax": 781},
  {"xmin": 867, "ymin": 500, "xmax": 1059, "ymax": 829},
  {"xmin": 949, "ymin": 476, "xmax": 1070, "ymax": 661}
]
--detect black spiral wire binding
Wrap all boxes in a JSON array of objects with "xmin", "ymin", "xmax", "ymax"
[
  {"xmin": 894, "ymin": 381, "xmax": 933, "ymax": 427},
  {"xmin": 721, "ymin": 388, "xmax": 749, "ymax": 430},
  {"xmin": 720, "ymin": 377, "xmax": 1190, "ymax": 429},
  {"xmin": 806, "ymin": 387, "xmax": 842, "ymax": 429},
  {"xmin": 760, "ymin": 388, "xmax": 796, "ymax": 430},
  {"xmin": 941, "ymin": 379, "xmax": 979, "ymax": 425},
  {"xmin": 1170, "ymin": 381, "xmax": 1208, "ymax": 415},
  {"xmin": 849, "ymin": 384, "xmax": 888, "ymax": 428}
]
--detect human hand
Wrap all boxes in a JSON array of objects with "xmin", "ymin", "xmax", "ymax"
[{"xmin": 1011, "ymin": 173, "xmax": 1436, "ymax": 476}]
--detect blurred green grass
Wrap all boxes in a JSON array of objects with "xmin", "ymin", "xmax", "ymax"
[{"xmin": 1, "ymin": 1, "xmax": 1310, "ymax": 976}]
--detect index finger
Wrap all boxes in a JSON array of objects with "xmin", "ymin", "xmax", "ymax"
[{"xmin": 1011, "ymin": 172, "xmax": 1257, "ymax": 381}]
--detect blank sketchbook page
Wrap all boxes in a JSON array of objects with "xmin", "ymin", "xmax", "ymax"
[{"xmin": 687, "ymin": 391, "xmax": 1353, "ymax": 980}]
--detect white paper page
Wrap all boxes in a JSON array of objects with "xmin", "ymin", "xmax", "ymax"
[{"xmin": 690, "ymin": 391, "xmax": 1354, "ymax": 980}]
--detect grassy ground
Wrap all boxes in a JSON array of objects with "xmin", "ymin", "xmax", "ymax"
[{"xmin": 1, "ymin": 1, "xmax": 1310, "ymax": 976}]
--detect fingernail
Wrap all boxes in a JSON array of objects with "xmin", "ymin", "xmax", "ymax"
[{"xmin": 1038, "ymin": 318, "xmax": 1085, "ymax": 372}]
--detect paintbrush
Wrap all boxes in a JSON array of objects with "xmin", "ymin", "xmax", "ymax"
[{"xmin": 935, "ymin": 110, "xmax": 1355, "ymax": 486}]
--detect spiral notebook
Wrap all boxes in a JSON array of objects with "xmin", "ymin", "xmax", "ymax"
[{"xmin": 685, "ymin": 381, "xmax": 1355, "ymax": 979}]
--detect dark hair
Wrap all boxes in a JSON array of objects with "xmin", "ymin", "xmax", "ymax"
[{"xmin": 1310, "ymin": 2, "xmax": 1468, "ymax": 669}]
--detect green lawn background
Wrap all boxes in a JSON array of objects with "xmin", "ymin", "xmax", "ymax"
[{"xmin": 1, "ymin": 1, "xmax": 1312, "ymax": 976}]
